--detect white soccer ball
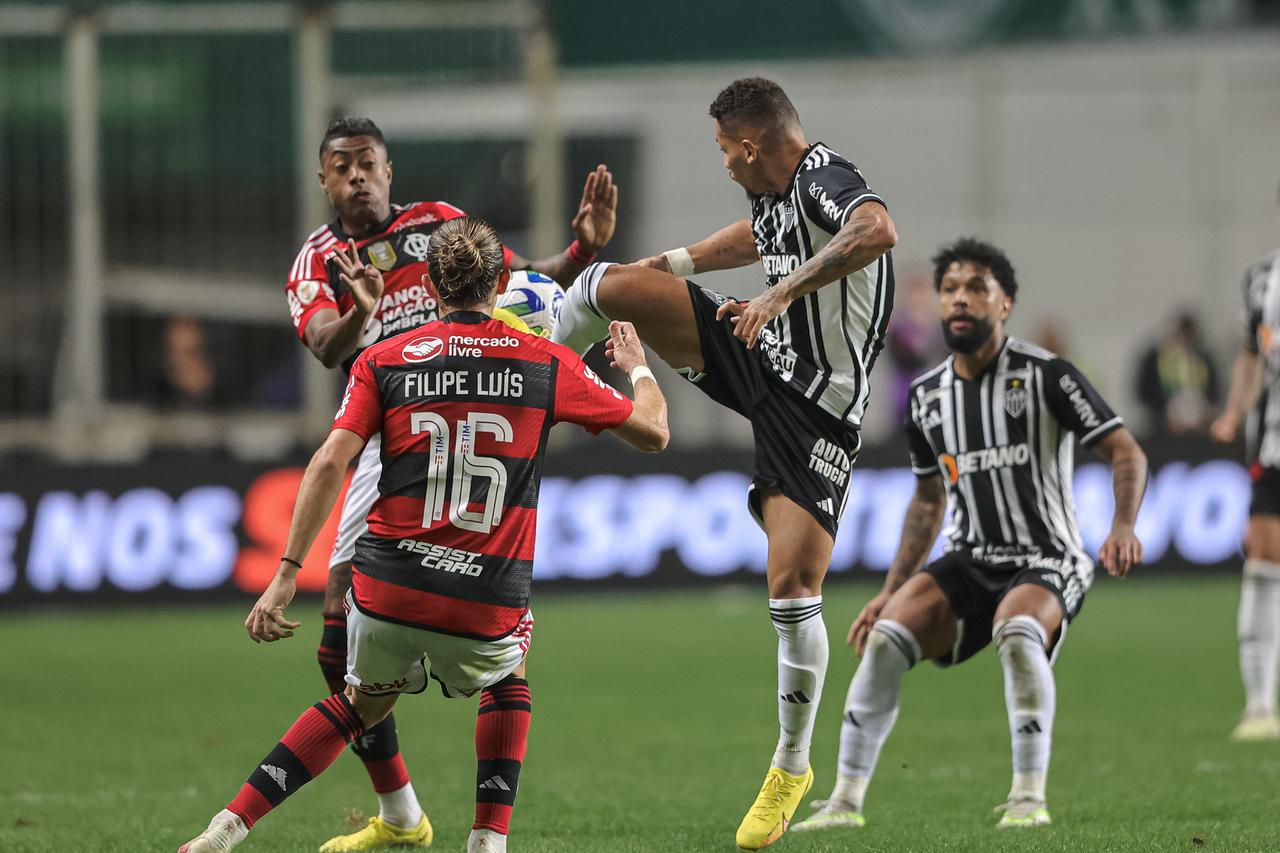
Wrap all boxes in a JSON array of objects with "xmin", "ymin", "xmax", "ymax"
[{"xmin": 498, "ymin": 270, "xmax": 565, "ymax": 337}]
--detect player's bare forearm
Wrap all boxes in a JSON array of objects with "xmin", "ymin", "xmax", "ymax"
[
  {"xmin": 280, "ymin": 430, "xmax": 364, "ymax": 567},
  {"xmin": 1225, "ymin": 349, "xmax": 1263, "ymax": 422},
  {"xmin": 626, "ymin": 378, "xmax": 670, "ymax": 452},
  {"xmin": 774, "ymin": 202, "xmax": 897, "ymax": 303},
  {"xmin": 1094, "ymin": 428, "xmax": 1148, "ymax": 529},
  {"xmin": 518, "ymin": 249, "xmax": 594, "ymax": 288},
  {"xmin": 305, "ymin": 307, "xmax": 370, "ymax": 369},
  {"xmin": 687, "ymin": 220, "xmax": 760, "ymax": 272},
  {"xmin": 882, "ymin": 474, "xmax": 947, "ymax": 593}
]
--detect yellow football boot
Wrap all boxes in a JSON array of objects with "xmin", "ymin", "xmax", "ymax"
[
  {"xmin": 1230, "ymin": 714, "xmax": 1280, "ymax": 741},
  {"xmin": 735, "ymin": 766, "xmax": 814, "ymax": 850},
  {"xmin": 319, "ymin": 815, "xmax": 433, "ymax": 852}
]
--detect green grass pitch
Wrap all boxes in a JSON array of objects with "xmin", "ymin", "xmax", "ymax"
[{"xmin": 1, "ymin": 576, "xmax": 1275, "ymax": 852}]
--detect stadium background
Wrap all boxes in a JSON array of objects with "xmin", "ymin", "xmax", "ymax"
[{"xmin": 2, "ymin": 2, "xmax": 1279, "ymax": 851}]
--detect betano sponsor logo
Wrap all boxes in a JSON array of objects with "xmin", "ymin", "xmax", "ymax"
[{"xmin": 939, "ymin": 443, "xmax": 1030, "ymax": 484}]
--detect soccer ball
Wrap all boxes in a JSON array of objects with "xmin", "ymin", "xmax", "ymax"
[{"xmin": 498, "ymin": 270, "xmax": 565, "ymax": 337}]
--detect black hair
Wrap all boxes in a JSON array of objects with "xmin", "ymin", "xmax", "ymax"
[
  {"xmin": 931, "ymin": 237, "xmax": 1018, "ymax": 300},
  {"xmin": 426, "ymin": 217, "xmax": 505, "ymax": 308},
  {"xmin": 708, "ymin": 77, "xmax": 800, "ymax": 133},
  {"xmin": 318, "ymin": 117, "xmax": 386, "ymax": 161}
]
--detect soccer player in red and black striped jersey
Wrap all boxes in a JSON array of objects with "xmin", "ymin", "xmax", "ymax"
[
  {"xmin": 179, "ymin": 218, "xmax": 668, "ymax": 853},
  {"xmin": 287, "ymin": 117, "xmax": 618, "ymax": 850}
]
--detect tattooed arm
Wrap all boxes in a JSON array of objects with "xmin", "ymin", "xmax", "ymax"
[
  {"xmin": 717, "ymin": 201, "xmax": 897, "ymax": 347},
  {"xmin": 1091, "ymin": 427, "xmax": 1148, "ymax": 577},
  {"xmin": 847, "ymin": 473, "xmax": 947, "ymax": 654}
]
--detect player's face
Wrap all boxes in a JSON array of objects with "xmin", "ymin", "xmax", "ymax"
[
  {"xmin": 938, "ymin": 261, "xmax": 1011, "ymax": 354},
  {"xmin": 714, "ymin": 121, "xmax": 765, "ymax": 196},
  {"xmin": 319, "ymin": 136, "xmax": 393, "ymax": 227}
]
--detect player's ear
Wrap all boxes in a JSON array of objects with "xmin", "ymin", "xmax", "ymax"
[
  {"xmin": 496, "ymin": 266, "xmax": 511, "ymax": 295},
  {"xmin": 385, "ymin": 159, "xmax": 393, "ymax": 183},
  {"xmin": 742, "ymin": 138, "xmax": 758, "ymax": 164}
]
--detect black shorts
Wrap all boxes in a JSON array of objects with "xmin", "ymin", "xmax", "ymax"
[
  {"xmin": 1250, "ymin": 464, "xmax": 1280, "ymax": 517},
  {"xmin": 683, "ymin": 281, "xmax": 860, "ymax": 538},
  {"xmin": 923, "ymin": 551, "xmax": 1086, "ymax": 667}
]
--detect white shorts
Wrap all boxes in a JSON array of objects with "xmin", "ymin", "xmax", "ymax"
[
  {"xmin": 330, "ymin": 434, "xmax": 382, "ymax": 569},
  {"xmin": 344, "ymin": 592, "xmax": 534, "ymax": 698}
]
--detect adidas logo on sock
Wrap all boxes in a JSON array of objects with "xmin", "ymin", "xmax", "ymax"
[
  {"xmin": 479, "ymin": 775, "xmax": 512, "ymax": 792},
  {"xmin": 261, "ymin": 764, "xmax": 288, "ymax": 791},
  {"xmin": 780, "ymin": 690, "xmax": 811, "ymax": 705},
  {"xmin": 1017, "ymin": 720, "xmax": 1043, "ymax": 735}
]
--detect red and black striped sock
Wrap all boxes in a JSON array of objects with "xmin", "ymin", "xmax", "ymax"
[
  {"xmin": 226, "ymin": 693, "xmax": 365, "ymax": 828},
  {"xmin": 473, "ymin": 675, "xmax": 532, "ymax": 834},
  {"xmin": 318, "ymin": 610, "xmax": 410, "ymax": 793}
]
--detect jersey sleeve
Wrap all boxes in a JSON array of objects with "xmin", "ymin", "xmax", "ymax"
[
  {"xmin": 905, "ymin": 394, "xmax": 939, "ymax": 476},
  {"xmin": 331, "ymin": 353, "xmax": 383, "ymax": 440},
  {"xmin": 552, "ymin": 349, "xmax": 634, "ymax": 433},
  {"xmin": 286, "ymin": 243, "xmax": 338, "ymax": 342},
  {"xmin": 796, "ymin": 160, "xmax": 885, "ymax": 236},
  {"xmin": 1043, "ymin": 359, "xmax": 1123, "ymax": 447}
]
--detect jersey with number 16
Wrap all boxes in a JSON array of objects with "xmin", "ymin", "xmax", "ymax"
[{"xmin": 332, "ymin": 311, "xmax": 634, "ymax": 641}]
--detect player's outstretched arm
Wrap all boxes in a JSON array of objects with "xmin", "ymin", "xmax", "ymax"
[
  {"xmin": 1092, "ymin": 427, "xmax": 1148, "ymax": 578},
  {"xmin": 302, "ymin": 240, "xmax": 386, "ymax": 368},
  {"xmin": 848, "ymin": 473, "xmax": 946, "ymax": 655},
  {"xmin": 245, "ymin": 428, "xmax": 365, "ymax": 643},
  {"xmin": 512, "ymin": 164, "xmax": 618, "ymax": 284},
  {"xmin": 634, "ymin": 219, "xmax": 760, "ymax": 275},
  {"xmin": 718, "ymin": 202, "xmax": 897, "ymax": 348},
  {"xmin": 1211, "ymin": 348, "xmax": 1262, "ymax": 443},
  {"xmin": 603, "ymin": 320, "xmax": 670, "ymax": 453}
]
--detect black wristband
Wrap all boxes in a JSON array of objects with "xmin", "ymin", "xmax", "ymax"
[{"xmin": 280, "ymin": 556, "xmax": 303, "ymax": 569}]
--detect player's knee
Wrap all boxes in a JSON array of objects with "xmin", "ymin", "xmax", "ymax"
[
  {"xmin": 325, "ymin": 562, "xmax": 353, "ymax": 599},
  {"xmin": 994, "ymin": 615, "xmax": 1049, "ymax": 677},
  {"xmin": 866, "ymin": 619, "xmax": 921, "ymax": 669}
]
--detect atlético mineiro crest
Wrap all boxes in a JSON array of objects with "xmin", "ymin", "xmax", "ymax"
[
  {"xmin": 1004, "ymin": 380, "xmax": 1028, "ymax": 418},
  {"xmin": 403, "ymin": 336, "xmax": 444, "ymax": 363}
]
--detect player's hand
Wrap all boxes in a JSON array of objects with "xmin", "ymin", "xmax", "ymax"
[
  {"xmin": 1098, "ymin": 524, "xmax": 1142, "ymax": 577},
  {"xmin": 716, "ymin": 286, "xmax": 789, "ymax": 349},
  {"xmin": 245, "ymin": 571, "xmax": 300, "ymax": 643},
  {"xmin": 848, "ymin": 590, "xmax": 893, "ymax": 655},
  {"xmin": 571, "ymin": 164, "xmax": 617, "ymax": 254},
  {"xmin": 632, "ymin": 254, "xmax": 672, "ymax": 273},
  {"xmin": 605, "ymin": 320, "xmax": 646, "ymax": 374},
  {"xmin": 333, "ymin": 239, "xmax": 385, "ymax": 315},
  {"xmin": 1209, "ymin": 411, "xmax": 1240, "ymax": 444}
]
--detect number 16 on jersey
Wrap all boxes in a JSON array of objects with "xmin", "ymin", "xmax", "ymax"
[{"xmin": 411, "ymin": 410, "xmax": 514, "ymax": 535}]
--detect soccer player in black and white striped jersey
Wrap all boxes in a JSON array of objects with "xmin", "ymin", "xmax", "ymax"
[
  {"xmin": 794, "ymin": 239, "xmax": 1148, "ymax": 833},
  {"xmin": 1210, "ymin": 189, "xmax": 1280, "ymax": 740},
  {"xmin": 549, "ymin": 77, "xmax": 897, "ymax": 849}
]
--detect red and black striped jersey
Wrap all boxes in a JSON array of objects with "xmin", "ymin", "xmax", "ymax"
[
  {"xmin": 332, "ymin": 311, "xmax": 634, "ymax": 639},
  {"xmin": 286, "ymin": 201, "xmax": 515, "ymax": 372}
]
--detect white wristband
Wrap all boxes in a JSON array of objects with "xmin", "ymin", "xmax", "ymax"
[
  {"xmin": 663, "ymin": 247, "xmax": 695, "ymax": 277},
  {"xmin": 629, "ymin": 365, "xmax": 656, "ymax": 386}
]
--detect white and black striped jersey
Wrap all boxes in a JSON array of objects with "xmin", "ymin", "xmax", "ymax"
[
  {"xmin": 905, "ymin": 338, "xmax": 1123, "ymax": 577},
  {"xmin": 750, "ymin": 142, "xmax": 893, "ymax": 429},
  {"xmin": 1241, "ymin": 249, "xmax": 1280, "ymax": 468}
]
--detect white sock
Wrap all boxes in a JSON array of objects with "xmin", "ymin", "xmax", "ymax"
[
  {"xmin": 1240, "ymin": 561, "xmax": 1280, "ymax": 718},
  {"xmin": 467, "ymin": 827, "xmax": 507, "ymax": 853},
  {"xmin": 834, "ymin": 619, "xmax": 918, "ymax": 809},
  {"xmin": 995, "ymin": 615, "xmax": 1055, "ymax": 803},
  {"xmin": 377, "ymin": 782, "xmax": 424, "ymax": 829},
  {"xmin": 549, "ymin": 262, "xmax": 613, "ymax": 353},
  {"xmin": 769, "ymin": 596, "xmax": 829, "ymax": 775}
]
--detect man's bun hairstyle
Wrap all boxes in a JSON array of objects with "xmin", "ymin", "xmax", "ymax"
[{"xmin": 427, "ymin": 217, "xmax": 505, "ymax": 308}]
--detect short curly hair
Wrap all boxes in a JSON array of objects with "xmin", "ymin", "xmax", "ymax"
[
  {"xmin": 931, "ymin": 237, "xmax": 1018, "ymax": 300},
  {"xmin": 708, "ymin": 78, "xmax": 800, "ymax": 132},
  {"xmin": 318, "ymin": 117, "xmax": 386, "ymax": 161}
]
